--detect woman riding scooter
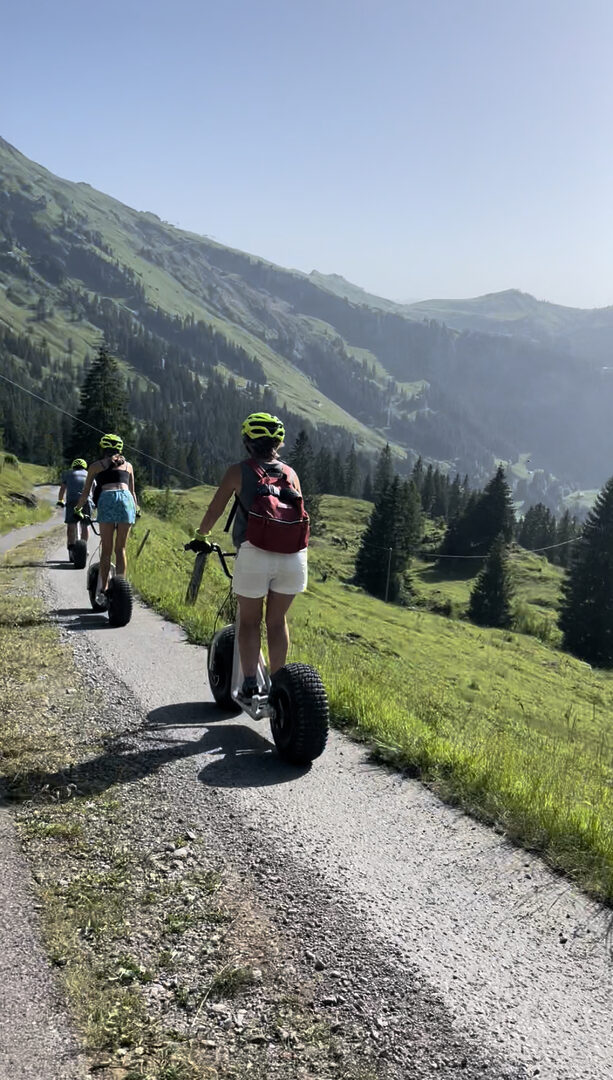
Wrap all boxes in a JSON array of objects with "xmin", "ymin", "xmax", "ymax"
[
  {"xmin": 74, "ymin": 434, "xmax": 138, "ymax": 604},
  {"xmin": 57, "ymin": 458, "xmax": 92, "ymax": 561}
]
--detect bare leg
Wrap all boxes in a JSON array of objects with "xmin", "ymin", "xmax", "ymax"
[
  {"xmin": 98, "ymin": 523, "xmax": 116, "ymax": 591},
  {"xmin": 236, "ymin": 595, "xmax": 264, "ymax": 678},
  {"xmin": 80, "ymin": 521, "xmax": 90, "ymax": 542},
  {"xmin": 67, "ymin": 523, "xmax": 77, "ymax": 547},
  {"xmin": 265, "ymin": 591, "xmax": 295, "ymax": 674},
  {"xmin": 114, "ymin": 523, "xmax": 131, "ymax": 576}
]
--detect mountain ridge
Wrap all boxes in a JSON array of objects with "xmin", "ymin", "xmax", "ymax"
[{"xmin": 1, "ymin": 134, "xmax": 613, "ymax": 497}]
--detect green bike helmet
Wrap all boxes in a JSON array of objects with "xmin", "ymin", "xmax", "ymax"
[
  {"xmin": 99, "ymin": 433, "xmax": 124, "ymax": 453},
  {"xmin": 241, "ymin": 413, "xmax": 285, "ymax": 441},
  {"xmin": 71, "ymin": 458, "xmax": 87, "ymax": 470}
]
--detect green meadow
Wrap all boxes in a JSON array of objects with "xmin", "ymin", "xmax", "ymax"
[
  {"xmin": 126, "ymin": 488, "xmax": 613, "ymax": 903},
  {"xmin": 0, "ymin": 457, "xmax": 51, "ymax": 534}
]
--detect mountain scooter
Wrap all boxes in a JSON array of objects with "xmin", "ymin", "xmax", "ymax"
[
  {"xmin": 185, "ymin": 541, "xmax": 329, "ymax": 766},
  {"xmin": 77, "ymin": 512, "xmax": 134, "ymax": 627},
  {"xmin": 57, "ymin": 502, "xmax": 88, "ymax": 569}
]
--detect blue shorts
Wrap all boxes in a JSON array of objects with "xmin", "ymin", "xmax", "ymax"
[{"xmin": 97, "ymin": 490, "xmax": 136, "ymax": 524}]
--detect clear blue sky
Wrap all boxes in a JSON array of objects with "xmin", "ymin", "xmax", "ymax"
[{"xmin": 2, "ymin": 0, "xmax": 612, "ymax": 307}]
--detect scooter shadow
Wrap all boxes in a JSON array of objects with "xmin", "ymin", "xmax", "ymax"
[
  {"xmin": 51, "ymin": 607, "xmax": 109, "ymax": 631},
  {"xmin": 147, "ymin": 702, "xmax": 311, "ymax": 788}
]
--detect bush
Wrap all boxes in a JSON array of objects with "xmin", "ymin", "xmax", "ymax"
[{"xmin": 513, "ymin": 601, "xmax": 560, "ymax": 645}]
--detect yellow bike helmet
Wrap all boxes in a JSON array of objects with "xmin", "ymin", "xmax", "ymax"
[
  {"xmin": 99, "ymin": 433, "xmax": 124, "ymax": 453},
  {"xmin": 71, "ymin": 458, "xmax": 87, "ymax": 469},
  {"xmin": 241, "ymin": 413, "xmax": 285, "ymax": 441}
]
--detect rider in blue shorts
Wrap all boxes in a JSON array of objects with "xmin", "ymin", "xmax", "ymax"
[{"xmin": 74, "ymin": 434, "xmax": 139, "ymax": 602}]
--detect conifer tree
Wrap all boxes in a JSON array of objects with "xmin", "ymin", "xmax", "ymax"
[
  {"xmin": 468, "ymin": 534, "xmax": 514, "ymax": 628},
  {"xmin": 68, "ymin": 343, "xmax": 132, "ymax": 463},
  {"xmin": 421, "ymin": 463, "xmax": 435, "ymax": 514},
  {"xmin": 314, "ymin": 447, "xmax": 332, "ymax": 494},
  {"xmin": 373, "ymin": 443, "xmax": 393, "ymax": 496},
  {"xmin": 354, "ymin": 476, "xmax": 420, "ymax": 602},
  {"xmin": 554, "ymin": 509, "xmax": 581, "ymax": 568},
  {"xmin": 439, "ymin": 466, "xmax": 514, "ymax": 568},
  {"xmin": 559, "ymin": 477, "xmax": 613, "ymax": 666},
  {"xmin": 362, "ymin": 470, "xmax": 374, "ymax": 502},
  {"xmin": 288, "ymin": 429, "xmax": 321, "ymax": 532},
  {"xmin": 344, "ymin": 444, "xmax": 359, "ymax": 497},
  {"xmin": 411, "ymin": 455, "xmax": 424, "ymax": 494},
  {"xmin": 448, "ymin": 472, "xmax": 463, "ymax": 519}
]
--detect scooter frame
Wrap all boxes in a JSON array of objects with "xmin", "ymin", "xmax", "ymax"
[{"xmin": 187, "ymin": 543, "xmax": 273, "ymax": 722}]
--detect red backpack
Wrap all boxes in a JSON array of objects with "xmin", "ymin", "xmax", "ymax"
[{"xmin": 243, "ymin": 459, "xmax": 310, "ymax": 554}]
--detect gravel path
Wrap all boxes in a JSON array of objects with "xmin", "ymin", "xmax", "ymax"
[{"xmin": 32, "ymin": 535, "xmax": 613, "ymax": 1078}]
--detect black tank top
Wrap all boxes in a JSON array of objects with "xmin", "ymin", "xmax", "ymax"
[{"xmin": 96, "ymin": 460, "xmax": 131, "ymax": 488}]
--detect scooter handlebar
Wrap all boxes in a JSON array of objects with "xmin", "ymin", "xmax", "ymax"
[{"xmin": 183, "ymin": 541, "xmax": 234, "ymax": 580}]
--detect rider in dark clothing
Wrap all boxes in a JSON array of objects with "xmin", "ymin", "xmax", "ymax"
[{"xmin": 57, "ymin": 458, "xmax": 93, "ymax": 560}]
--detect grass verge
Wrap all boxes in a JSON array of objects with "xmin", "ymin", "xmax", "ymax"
[{"xmin": 126, "ymin": 491, "xmax": 613, "ymax": 904}]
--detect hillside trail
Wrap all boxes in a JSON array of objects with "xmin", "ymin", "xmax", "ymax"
[
  {"xmin": 0, "ymin": 486, "xmax": 61, "ymax": 555},
  {"xmin": 3, "ymin": 517, "xmax": 613, "ymax": 1078}
]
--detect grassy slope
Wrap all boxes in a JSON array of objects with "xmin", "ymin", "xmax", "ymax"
[
  {"xmin": 0, "ymin": 139, "xmax": 398, "ymax": 456},
  {"xmin": 125, "ymin": 489, "xmax": 613, "ymax": 903},
  {"xmin": 0, "ymin": 458, "xmax": 51, "ymax": 534}
]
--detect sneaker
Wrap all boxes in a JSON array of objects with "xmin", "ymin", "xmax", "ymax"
[
  {"xmin": 240, "ymin": 676, "xmax": 259, "ymax": 699},
  {"xmin": 95, "ymin": 589, "xmax": 108, "ymax": 609}
]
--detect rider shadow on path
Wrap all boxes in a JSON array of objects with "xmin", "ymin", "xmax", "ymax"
[
  {"xmin": 50, "ymin": 607, "xmax": 110, "ymax": 631},
  {"xmin": 147, "ymin": 702, "xmax": 310, "ymax": 788},
  {"xmin": 3, "ymin": 708, "xmax": 307, "ymax": 805}
]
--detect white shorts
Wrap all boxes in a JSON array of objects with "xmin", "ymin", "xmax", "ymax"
[{"xmin": 232, "ymin": 541, "xmax": 308, "ymax": 598}]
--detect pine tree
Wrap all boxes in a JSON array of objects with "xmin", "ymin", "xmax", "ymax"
[
  {"xmin": 344, "ymin": 444, "xmax": 359, "ymax": 497},
  {"xmin": 411, "ymin": 455, "xmax": 424, "ymax": 494},
  {"xmin": 421, "ymin": 464, "xmax": 435, "ymax": 514},
  {"xmin": 354, "ymin": 476, "xmax": 417, "ymax": 602},
  {"xmin": 468, "ymin": 534, "xmax": 514, "ymax": 628},
  {"xmin": 559, "ymin": 477, "xmax": 613, "ymax": 666},
  {"xmin": 439, "ymin": 466, "xmax": 514, "ymax": 568},
  {"xmin": 448, "ymin": 472, "xmax": 463, "ymax": 519},
  {"xmin": 362, "ymin": 470, "xmax": 374, "ymax": 502},
  {"xmin": 554, "ymin": 509, "xmax": 581, "ymax": 568},
  {"xmin": 186, "ymin": 441, "xmax": 204, "ymax": 485},
  {"xmin": 373, "ymin": 443, "xmax": 393, "ymax": 496},
  {"xmin": 288, "ymin": 429, "xmax": 321, "ymax": 532},
  {"xmin": 68, "ymin": 343, "xmax": 132, "ymax": 464},
  {"xmin": 314, "ymin": 447, "xmax": 332, "ymax": 494}
]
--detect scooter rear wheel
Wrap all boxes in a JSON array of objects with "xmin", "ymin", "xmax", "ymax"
[
  {"xmin": 208, "ymin": 625, "xmax": 241, "ymax": 712},
  {"xmin": 269, "ymin": 663, "xmax": 329, "ymax": 766}
]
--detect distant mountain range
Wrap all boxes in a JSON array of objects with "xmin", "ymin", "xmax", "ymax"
[{"xmin": 1, "ymin": 134, "xmax": 612, "ymax": 495}]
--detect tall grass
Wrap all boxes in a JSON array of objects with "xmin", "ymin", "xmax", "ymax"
[{"xmin": 127, "ymin": 501, "xmax": 613, "ymax": 904}]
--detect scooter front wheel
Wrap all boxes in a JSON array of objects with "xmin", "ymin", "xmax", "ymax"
[
  {"xmin": 88, "ymin": 564, "xmax": 107, "ymax": 611},
  {"xmin": 269, "ymin": 663, "xmax": 329, "ymax": 766}
]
